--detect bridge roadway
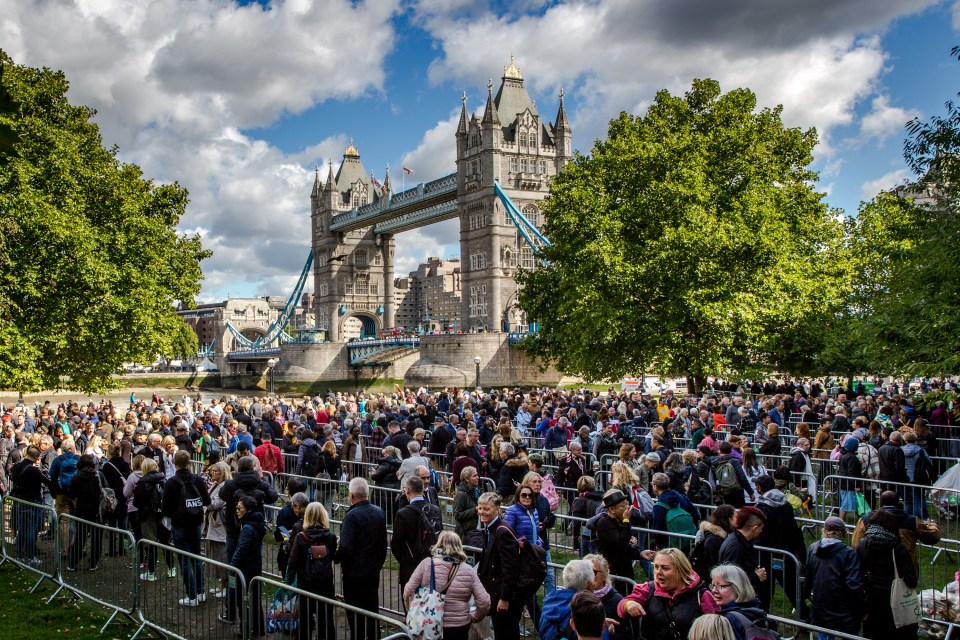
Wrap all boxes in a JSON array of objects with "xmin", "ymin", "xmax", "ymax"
[
  {"xmin": 328, "ymin": 173, "xmax": 457, "ymax": 234},
  {"xmin": 225, "ymin": 336, "xmax": 423, "ymax": 366}
]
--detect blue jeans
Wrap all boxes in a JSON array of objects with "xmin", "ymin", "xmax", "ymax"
[
  {"xmin": 171, "ymin": 525, "xmax": 204, "ymax": 599},
  {"xmin": 543, "ymin": 549, "xmax": 556, "ymax": 593},
  {"xmin": 15, "ymin": 501, "xmax": 42, "ymax": 561}
]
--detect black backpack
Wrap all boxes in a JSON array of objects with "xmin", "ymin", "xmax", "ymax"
[
  {"xmin": 134, "ymin": 476, "xmax": 164, "ymax": 516},
  {"xmin": 174, "ymin": 475, "xmax": 205, "ymax": 519},
  {"xmin": 406, "ymin": 502, "xmax": 443, "ymax": 560},
  {"xmin": 499, "ymin": 524, "xmax": 547, "ymax": 594},
  {"xmin": 300, "ymin": 443, "xmax": 321, "ymax": 477}
]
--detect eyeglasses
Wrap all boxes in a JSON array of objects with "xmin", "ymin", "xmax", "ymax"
[
  {"xmin": 710, "ymin": 582, "xmax": 732, "ymax": 591},
  {"xmin": 519, "ymin": 493, "xmax": 533, "ymax": 499}
]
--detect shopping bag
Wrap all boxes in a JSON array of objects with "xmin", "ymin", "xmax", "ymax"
[
  {"xmin": 267, "ymin": 588, "xmax": 299, "ymax": 634},
  {"xmin": 891, "ymin": 550, "xmax": 922, "ymax": 628},
  {"xmin": 855, "ymin": 492, "xmax": 870, "ymax": 518},
  {"xmin": 406, "ymin": 559, "xmax": 457, "ymax": 640}
]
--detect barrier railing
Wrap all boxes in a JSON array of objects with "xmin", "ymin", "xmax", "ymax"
[
  {"xmin": 0, "ymin": 496, "xmax": 61, "ymax": 594},
  {"xmin": 57, "ymin": 513, "xmax": 139, "ymax": 633},
  {"xmin": 132, "ymin": 538, "xmax": 248, "ymax": 640},
  {"xmin": 252, "ymin": 575, "xmax": 414, "ymax": 640}
]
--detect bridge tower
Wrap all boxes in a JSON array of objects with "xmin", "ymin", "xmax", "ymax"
[
  {"xmin": 311, "ymin": 143, "xmax": 396, "ymax": 342},
  {"xmin": 456, "ymin": 57, "xmax": 571, "ymax": 332}
]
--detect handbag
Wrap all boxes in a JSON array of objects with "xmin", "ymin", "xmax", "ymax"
[
  {"xmin": 266, "ymin": 588, "xmax": 298, "ymax": 634},
  {"xmin": 97, "ymin": 469, "xmax": 118, "ymax": 520},
  {"xmin": 890, "ymin": 549, "xmax": 922, "ymax": 627},
  {"xmin": 406, "ymin": 558, "xmax": 459, "ymax": 640},
  {"xmin": 855, "ymin": 492, "xmax": 870, "ymax": 518}
]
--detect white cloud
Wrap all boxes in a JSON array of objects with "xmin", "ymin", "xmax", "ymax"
[
  {"xmin": 860, "ymin": 168, "xmax": 910, "ymax": 200},
  {"xmin": 0, "ymin": 0, "xmax": 401, "ymax": 300},
  {"xmin": 860, "ymin": 95, "xmax": 920, "ymax": 144},
  {"xmin": 418, "ymin": 0, "xmax": 937, "ymax": 166},
  {"xmin": 399, "ymin": 112, "xmax": 460, "ymax": 184}
]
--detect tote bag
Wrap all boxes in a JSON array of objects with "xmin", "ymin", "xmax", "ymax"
[
  {"xmin": 890, "ymin": 549, "xmax": 922, "ymax": 628},
  {"xmin": 406, "ymin": 559, "xmax": 459, "ymax": 640}
]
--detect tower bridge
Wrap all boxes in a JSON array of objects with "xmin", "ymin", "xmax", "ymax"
[{"xmin": 210, "ymin": 59, "xmax": 573, "ymax": 387}]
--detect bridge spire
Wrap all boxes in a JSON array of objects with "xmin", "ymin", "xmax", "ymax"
[
  {"xmin": 482, "ymin": 79, "xmax": 500, "ymax": 125},
  {"xmin": 555, "ymin": 87, "xmax": 570, "ymax": 131},
  {"xmin": 457, "ymin": 91, "xmax": 468, "ymax": 136},
  {"xmin": 325, "ymin": 159, "xmax": 335, "ymax": 190},
  {"xmin": 383, "ymin": 163, "xmax": 392, "ymax": 194},
  {"xmin": 311, "ymin": 165, "xmax": 321, "ymax": 199}
]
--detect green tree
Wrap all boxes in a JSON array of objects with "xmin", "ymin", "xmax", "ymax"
[
  {"xmin": 0, "ymin": 51, "xmax": 210, "ymax": 393},
  {"xmin": 517, "ymin": 79, "xmax": 843, "ymax": 391}
]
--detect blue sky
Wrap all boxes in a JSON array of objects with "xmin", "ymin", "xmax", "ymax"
[{"xmin": 2, "ymin": 0, "xmax": 958, "ymax": 301}]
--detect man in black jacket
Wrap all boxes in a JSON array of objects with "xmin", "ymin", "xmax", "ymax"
[
  {"xmin": 162, "ymin": 450, "xmax": 211, "ymax": 606},
  {"xmin": 718, "ymin": 505, "xmax": 768, "ymax": 607},
  {"xmin": 805, "ymin": 516, "xmax": 867, "ymax": 635},
  {"xmin": 477, "ymin": 492, "xmax": 522, "ymax": 640},
  {"xmin": 219, "ymin": 454, "xmax": 279, "ymax": 618},
  {"xmin": 754, "ymin": 475, "xmax": 807, "ymax": 617},
  {"xmin": 9, "ymin": 445, "xmax": 52, "ymax": 565},
  {"xmin": 391, "ymin": 476, "xmax": 442, "ymax": 594},
  {"xmin": 878, "ymin": 431, "xmax": 908, "ymax": 494},
  {"xmin": 335, "ymin": 477, "xmax": 387, "ymax": 640}
]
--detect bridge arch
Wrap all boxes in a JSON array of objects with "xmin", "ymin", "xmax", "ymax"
[
  {"xmin": 339, "ymin": 311, "xmax": 380, "ymax": 340},
  {"xmin": 228, "ymin": 327, "xmax": 267, "ymax": 351}
]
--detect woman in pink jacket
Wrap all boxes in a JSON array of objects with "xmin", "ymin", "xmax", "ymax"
[{"xmin": 403, "ymin": 531, "xmax": 491, "ymax": 640}]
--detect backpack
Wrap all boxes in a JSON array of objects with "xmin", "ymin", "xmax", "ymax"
[
  {"xmin": 205, "ymin": 435, "xmax": 220, "ymax": 457},
  {"xmin": 300, "ymin": 443, "xmax": 321, "ymax": 477},
  {"xmin": 690, "ymin": 536, "xmax": 709, "ymax": 578},
  {"xmin": 726, "ymin": 610, "xmax": 781, "ymax": 640},
  {"xmin": 907, "ymin": 450, "xmax": 932, "ymax": 485},
  {"xmin": 499, "ymin": 524, "xmax": 547, "ymax": 594},
  {"xmin": 134, "ymin": 476, "xmax": 164, "ymax": 516},
  {"xmin": 174, "ymin": 475, "xmax": 205, "ymax": 519},
  {"xmin": 656, "ymin": 500, "xmax": 697, "ymax": 551},
  {"xmin": 58, "ymin": 454, "xmax": 79, "ymax": 491},
  {"xmin": 406, "ymin": 502, "xmax": 444, "ymax": 560},
  {"xmin": 715, "ymin": 459, "xmax": 739, "ymax": 495},
  {"xmin": 298, "ymin": 531, "xmax": 333, "ymax": 583},
  {"xmin": 541, "ymin": 475, "xmax": 560, "ymax": 511}
]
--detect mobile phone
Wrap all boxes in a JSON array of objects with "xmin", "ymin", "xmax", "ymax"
[{"xmin": 278, "ymin": 526, "xmax": 290, "ymax": 538}]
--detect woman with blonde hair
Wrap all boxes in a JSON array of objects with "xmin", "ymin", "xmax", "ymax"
[
  {"xmin": 403, "ymin": 530, "xmax": 490, "ymax": 640},
  {"xmin": 287, "ymin": 502, "xmax": 338, "ymax": 640},
  {"xmin": 161, "ymin": 435, "xmax": 177, "ymax": 480},
  {"xmin": 688, "ymin": 614, "xmax": 736, "ymax": 640},
  {"xmin": 204, "ymin": 461, "xmax": 232, "ymax": 598},
  {"xmin": 618, "ymin": 548, "xmax": 719, "ymax": 640}
]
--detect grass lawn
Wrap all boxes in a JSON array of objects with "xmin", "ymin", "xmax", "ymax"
[{"xmin": 0, "ymin": 563, "xmax": 139, "ymax": 640}]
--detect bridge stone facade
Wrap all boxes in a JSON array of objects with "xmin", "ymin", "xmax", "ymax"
[{"xmin": 311, "ymin": 58, "xmax": 571, "ymax": 339}]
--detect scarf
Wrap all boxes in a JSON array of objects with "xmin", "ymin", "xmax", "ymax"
[
  {"xmin": 864, "ymin": 524, "xmax": 899, "ymax": 545},
  {"xmin": 594, "ymin": 583, "xmax": 613, "ymax": 599}
]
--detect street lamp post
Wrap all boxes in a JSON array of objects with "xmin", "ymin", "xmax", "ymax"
[
  {"xmin": 266, "ymin": 358, "xmax": 277, "ymax": 395},
  {"xmin": 473, "ymin": 355, "xmax": 481, "ymax": 390}
]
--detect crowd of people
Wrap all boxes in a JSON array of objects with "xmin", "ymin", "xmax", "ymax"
[{"xmin": 0, "ymin": 376, "xmax": 957, "ymax": 640}]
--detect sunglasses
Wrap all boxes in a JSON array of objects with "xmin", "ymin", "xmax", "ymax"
[{"xmin": 519, "ymin": 493, "xmax": 533, "ymax": 499}]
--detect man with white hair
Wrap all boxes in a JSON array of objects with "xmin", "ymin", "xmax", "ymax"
[
  {"xmin": 336, "ymin": 478, "xmax": 387, "ymax": 640},
  {"xmin": 539, "ymin": 559, "xmax": 597, "ymax": 640},
  {"xmin": 396, "ymin": 440, "xmax": 431, "ymax": 485}
]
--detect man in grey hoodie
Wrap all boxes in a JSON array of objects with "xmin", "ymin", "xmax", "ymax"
[{"xmin": 754, "ymin": 474, "xmax": 807, "ymax": 618}]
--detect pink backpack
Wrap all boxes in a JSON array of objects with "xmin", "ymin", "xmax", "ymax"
[{"xmin": 541, "ymin": 474, "xmax": 560, "ymax": 510}]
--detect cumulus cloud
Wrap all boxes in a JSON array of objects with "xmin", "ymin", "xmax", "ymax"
[
  {"xmin": 860, "ymin": 95, "xmax": 921, "ymax": 144},
  {"xmin": 860, "ymin": 168, "xmax": 911, "ymax": 200},
  {"xmin": 0, "ymin": 0, "xmax": 400, "ymax": 301},
  {"xmin": 418, "ymin": 0, "xmax": 938, "ymax": 163}
]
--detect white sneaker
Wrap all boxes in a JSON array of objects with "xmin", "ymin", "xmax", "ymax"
[
  {"xmin": 140, "ymin": 572, "xmax": 157, "ymax": 582},
  {"xmin": 197, "ymin": 593, "xmax": 207, "ymax": 603},
  {"xmin": 214, "ymin": 589, "xmax": 227, "ymax": 598},
  {"xmin": 167, "ymin": 567, "xmax": 177, "ymax": 578},
  {"xmin": 178, "ymin": 597, "xmax": 199, "ymax": 607}
]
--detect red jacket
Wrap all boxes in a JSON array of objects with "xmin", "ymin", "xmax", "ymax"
[{"xmin": 254, "ymin": 442, "xmax": 284, "ymax": 474}]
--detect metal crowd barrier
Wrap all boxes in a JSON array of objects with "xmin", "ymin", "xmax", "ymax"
[
  {"xmin": 57, "ymin": 512, "xmax": 138, "ymax": 633},
  {"xmin": 0, "ymin": 496, "xmax": 61, "ymax": 594},
  {"xmin": 132, "ymin": 538, "xmax": 249, "ymax": 640}
]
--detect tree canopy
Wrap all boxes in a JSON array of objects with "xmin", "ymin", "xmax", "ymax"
[
  {"xmin": 517, "ymin": 79, "xmax": 844, "ymax": 390},
  {"xmin": 0, "ymin": 51, "xmax": 209, "ymax": 393}
]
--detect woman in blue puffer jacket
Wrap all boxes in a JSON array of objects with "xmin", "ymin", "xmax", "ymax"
[{"xmin": 502, "ymin": 484, "xmax": 541, "ymax": 544}]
